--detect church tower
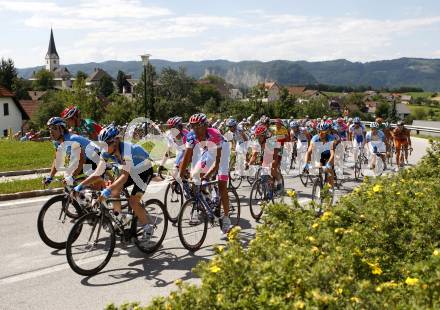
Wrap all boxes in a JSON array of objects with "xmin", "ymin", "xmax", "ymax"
[{"xmin": 45, "ymin": 28, "xmax": 59, "ymax": 72}]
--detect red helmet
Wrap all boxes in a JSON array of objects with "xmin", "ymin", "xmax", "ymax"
[
  {"xmin": 274, "ymin": 118, "xmax": 282, "ymax": 124},
  {"xmin": 337, "ymin": 117, "xmax": 344, "ymax": 123},
  {"xmin": 167, "ymin": 116, "xmax": 182, "ymax": 128},
  {"xmin": 189, "ymin": 113, "xmax": 207, "ymax": 125},
  {"xmin": 61, "ymin": 106, "xmax": 79, "ymax": 119},
  {"xmin": 254, "ymin": 125, "xmax": 268, "ymax": 137}
]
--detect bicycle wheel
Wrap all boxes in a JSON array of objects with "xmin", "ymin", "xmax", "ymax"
[
  {"xmin": 374, "ymin": 156, "xmax": 384, "ymax": 176},
  {"xmin": 354, "ymin": 157, "xmax": 362, "ymax": 181},
  {"xmin": 177, "ymin": 199, "xmax": 208, "ymax": 251},
  {"xmin": 133, "ymin": 199, "xmax": 168, "ymax": 254},
  {"xmin": 311, "ymin": 176, "xmax": 324, "ymax": 204},
  {"xmin": 164, "ymin": 181, "xmax": 183, "ymax": 224},
  {"xmin": 299, "ymin": 170, "xmax": 310, "ymax": 186},
  {"xmin": 227, "ymin": 188, "xmax": 241, "ymax": 226},
  {"xmin": 66, "ymin": 212, "xmax": 115, "ymax": 276},
  {"xmin": 229, "ymin": 169, "xmax": 243, "ymax": 189},
  {"xmin": 249, "ymin": 179, "xmax": 272, "ymax": 221},
  {"xmin": 37, "ymin": 195, "xmax": 83, "ymax": 249}
]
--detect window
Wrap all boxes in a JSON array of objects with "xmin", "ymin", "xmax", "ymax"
[
  {"xmin": 3, "ymin": 129, "xmax": 7, "ymax": 137},
  {"xmin": 3, "ymin": 103, "xmax": 9, "ymax": 116}
]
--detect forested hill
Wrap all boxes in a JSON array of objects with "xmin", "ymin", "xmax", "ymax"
[{"xmin": 18, "ymin": 57, "xmax": 440, "ymax": 91}]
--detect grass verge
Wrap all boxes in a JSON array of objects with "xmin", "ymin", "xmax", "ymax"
[
  {"xmin": 0, "ymin": 140, "xmax": 53, "ymax": 172},
  {"xmin": 0, "ymin": 178, "xmax": 62, "ymax": 195}
]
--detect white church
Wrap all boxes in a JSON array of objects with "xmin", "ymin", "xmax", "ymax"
[{"xmin": 30, "ymin": 29, "xmax": 74, "ymax": 89}]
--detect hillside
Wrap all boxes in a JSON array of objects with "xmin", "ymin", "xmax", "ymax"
[{"xmin": 18, "ymin": 58, "xmax": 440, "ymax": 91}]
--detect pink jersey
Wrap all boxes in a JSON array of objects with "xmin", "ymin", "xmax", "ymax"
[{"xmin": 185, "ymin": 128, "xmax": 225, "ymax": 149}]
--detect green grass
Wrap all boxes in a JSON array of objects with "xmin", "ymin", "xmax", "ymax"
[
  {"xmin": 404, "ymin": 92, "xmax": 435, "ymax": 99},
  {"xmin": 0, "ymin": 178, "xmax": 62, "ymax": 195},
  {"xmin": 411, "ymin": 133, "xmax": 440, "ymax": 141},
  {"xmin": 0, "ymin": 140, "xmax": 53, "ymax": 172}
]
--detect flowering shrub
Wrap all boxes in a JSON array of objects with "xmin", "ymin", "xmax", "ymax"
[{"xmin": 108, "ymin": 141, "xmax": 440, "ymax": 309}]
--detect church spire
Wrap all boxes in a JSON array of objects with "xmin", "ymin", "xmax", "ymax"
[{"xmin": 46, "ymin": 28, "xmax": 59, "ymax": 58}]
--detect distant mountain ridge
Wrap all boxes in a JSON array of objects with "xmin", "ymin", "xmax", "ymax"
[{"xmin": 17, "ymin": 58, "xmax": 440, "ymax": 91}]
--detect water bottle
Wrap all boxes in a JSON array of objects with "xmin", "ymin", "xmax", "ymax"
[{"xmin": 211, "ymin": 187, "xmax": 219, "ymax": 206}]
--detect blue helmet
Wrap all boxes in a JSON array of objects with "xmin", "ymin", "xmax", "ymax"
[
  {"xmin": 98, "ymin": 125, "xmax": 119, "ymax": 142},
  {"xmin": 353, "ymin": 117, "xmax": 361, "ymax": 124},
  {"xmin": 370, "ymin": 122, "xmax": 379, "ymax": 129},
  {"xmin": 226, "ymin": 118, "xmax": 237, "ymax": 127},
  {"xmin": 289, "ymin": 121, "xmax": 299, "ymax": 128},
  {"xmin": 47, "ymin": 117, "xmax": 66, "ymax": 128},
  {"xmin": 317, "ymin": 122, "xmax": 330, "ymax": 131}
]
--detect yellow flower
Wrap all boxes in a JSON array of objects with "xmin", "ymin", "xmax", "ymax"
[
  {"xmin": 433, "ymin": 249, "xmax": 440, "ymax": 256},
  {"xmin": 320, "ymin": 211, "xmax": 333, "ymax": 221},
  {"xmin": 312, "ymin": 223, "xmax": 319, "ymax": 229},
  {"xmin": 350, "ymin": 297, "xmax": 361, "ymax": 303},
  {"xmin": 294, "ymin": 301, "xmax": 305, "ymax": 309},
  {"xmin": 234, "ymin": 258, "xmax": 240, "ymax": 263},
  {"xmin": 210, "ymin": 265, "xmax": 221, "ymax": 273},
  {"xmin": 334, "ymin": 228, "xmax": 345, "ymax": 234},
  {"xmin": 307, "ymin": 236, "xmax": 316, "ymax": 243},
  {"xmin": 287, "ymin": 189, "xmax": 297, "ymax": 198},
  {"xmin": 367, "ymin": 262, "xmax": 383, "ymax": 275},
  {"xmin": 215, "ymin": 245, "xmax": 225, "ymax": 253},
  {"xmin": 311, "ymin": 246, "xmax": 320, "ymax": 254},
  {"xmin": 174, "ymin": 279, "xmax": 183, "ymax": 286},
  {"xmin": 216, "ymin": 293, "xmax": 224, "ymax": 303},
  {"xmin": 336, "ymin": 288, "xmax": 343, "ymax": 295},
  {"xmin": 227, "ymin": 226, "xmax": 241, "ymax": 240},
  {"xmin": 372, "ymin": 184, "xmax": 382, "ymax": 193},
  {"xmin": 405, "ymin": 277, "xmax": 419, "ymax": 286}
]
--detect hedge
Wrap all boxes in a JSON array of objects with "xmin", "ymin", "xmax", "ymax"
[{"xmin": 107, "ymin": 141, "xmax": 440, "ymax": 309}]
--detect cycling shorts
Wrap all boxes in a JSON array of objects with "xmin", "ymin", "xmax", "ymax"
[
  {"xmin": 394, "ymin": 139, "xmax": 409, "ymax": 150},
  {"xmin": 124, "ymin": 167, "xmax": 153, "ymax": 196},
  {"xmin": 193, "ymin": 141, "xmax": 230, "ymax": 181}
]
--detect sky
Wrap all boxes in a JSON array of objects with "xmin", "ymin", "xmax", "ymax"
[{"xmin": 1, "ymin": 0, "xmax": 440, "ymax": 68}]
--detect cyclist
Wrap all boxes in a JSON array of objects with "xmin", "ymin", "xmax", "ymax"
[
  {"xmin": 74, "ymin": 125, "xmax": 155, "ymax": 240},
  {"xmin": 247, "ymin": 124, "xmax": 283, "ymax": 193},
  {"xmin": 334, "ymin": 117, "xmax": 349, "ymax": 142},
  {"xmin": 391, "ymin": 120, "xmax": 412, "ymax": 169},
  {"xmin": 366, "ymin": 122, "xmax": 387, "ymax": 170},
  {"xmin": 289, "ymin": 120, "xmax": 311, "ymax": 145},
  {"xmin": 349, "ymin": 117, "xmax": 366, "ymax": 161},
  {"xmin": 226, "ymin": 118, "xmax": 249, "ymax": 176},
  {"xmin": 382, "ymin": 121, "xmax": 394, "ymax": 163},
  {"xmin": 177, "ymin": 113, "xmax": 232, "ymax": 236},
  {"xmin": 43, "ymin": 117, "xmax": 101, "ymax": 188},
  {"xmin": 61, "ymin": 106, "xmax": 102, "ymax": 141},
  {"xmin": 303, "ymin": 122, "xmax": 337, "ymax": 187},
  {"xmin": 160, "ymin": 116, "xmax": 189, "ymax": 174}
]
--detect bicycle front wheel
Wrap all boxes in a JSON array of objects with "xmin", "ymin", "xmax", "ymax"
[
  {"xmin": 227, "ymin": 188, "xmax": 241, "ymax": 226},
  {"xmin": 66, "ymin": 213, "xmax": 115, "ymax": 276},
  {"xmin": 164, "ymin": 181, "xmax": 184, "ymax": 224},
  {"xmin": 133, "ymin": 199, "xmax": 168, "ymax": 254},
  {"xmin": 177, "ymin": 199, "xmax": 208, "ymax": 251},
  {"xmin": 249, "ymin": 179, "xmax": 272, "ymax": 221},
  {"xmin": 37, "ymin": 195, "xmax": 82, "ymax": 249}
]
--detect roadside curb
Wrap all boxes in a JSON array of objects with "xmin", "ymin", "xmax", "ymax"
[
  {"xmin": 0, "ymin": 188, "xmax": 62, "ymax": 201},
  {"xmin": 0, "ymin": 168, "xmax": 51, "ymax": 178}
]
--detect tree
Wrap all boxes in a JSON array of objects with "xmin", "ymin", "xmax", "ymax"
[
  {"xmin": 97, "ymin": 75, "xmax": 115, "ymax": 97},
  {"xmin": 134, "ymin": 63, "xmax": 157, "ymax": 118},
  {"xmin": 0, "ymin": 58, "xmax": 17, "ymax": 90},
  {"xmin": 31, "ymin": 91, "xmax": 66, "ymax": 128},
  {"xmin": 375, "ymin": 102, "xmax": 390, "ymax": 118},
  {"xmin": 12, "ymin": 78, "xmax": 31, "ymax": 100},
  {"xmin": 32, "ymin": 69, "xmax": 54, "ymax": 91},
  {"xmin": 75, "ymin": 71, "xmax": 88, "ymax": 82},
  {"xmin": 116, "ymin": 70, "xmax": 126, "ymax": 94}
]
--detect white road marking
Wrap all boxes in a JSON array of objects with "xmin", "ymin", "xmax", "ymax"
[{"xmin": 0, "ymin": 196, "xmax": 54, "ymax": 208}]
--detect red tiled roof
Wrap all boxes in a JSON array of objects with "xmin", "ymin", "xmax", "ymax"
[
  {"xmin": 0, "ymin": 85, "xmax": 14, "ymax": 97},
  {"xmin": 287, "ymin": 86, "xmax": 306, "ymax": 95},
  {"xmin": 28, "ymin": 91, "xmax": 47, "ymax": 101},
  {"xmin": 19, "ymin": 100, "xmax": 40, "ymax": 119}
]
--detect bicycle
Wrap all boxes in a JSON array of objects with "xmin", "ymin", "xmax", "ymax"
[
  {"xmin": 177, "ymin": 180, "xmax": 241, "ymax": 251},
  {"xmin": 249, "ymin": 168, "xmax": 285, "ymax": 221},
  {"xmin": 354, "ymin": 145, "xmax": 368, "ymax": 181},
  {"xmin": 163, "ymin": 175, "xmax": 192, "ymax": 224},
  {"xmin": 311, "ymin": 166, "xmax": 336, "ymax": 210},
  {"xmin": 66, "ymin": 191, "xmax": 168, "ymax": 276}
]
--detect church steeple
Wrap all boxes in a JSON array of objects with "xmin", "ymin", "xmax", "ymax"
[{"xmin": 45, "ymin": 28, "xmax": 59, "ymax": 72}]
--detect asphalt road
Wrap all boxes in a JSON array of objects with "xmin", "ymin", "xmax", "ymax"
[{"xmin": 0, "ymin": 137, "xmax": 430, "ymax": 310}]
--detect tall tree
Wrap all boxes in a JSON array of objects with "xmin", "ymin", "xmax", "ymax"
[
  {"xmin": 32, "ymin": 69, "xmax": 55, "ymax": 91},
  {"xmin": 97, "ymin": 75, "xmax": 115, "ymax": 97},
  {"xmin": 0, "ymin": 58, "xmax": 18, "ymax": 90},
  {"xmin": 116, "ymin": 70, "xmax": 126, "ymax": 94},
  {"xmin": 75, "ymin": 71, "xmax": 88, "ymax": 82},
  {"xmin": 134, "ymin": 63, "xmax": 157, "ymax": 119}
]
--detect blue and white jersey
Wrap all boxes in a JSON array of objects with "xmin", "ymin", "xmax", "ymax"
[
  {"xmin": 311, "ymin": 134, "xmax": 337, "ymax": 156},
  {"xmin": 366, "ymin": 130, "xmax": 385, "ymax": 143}
]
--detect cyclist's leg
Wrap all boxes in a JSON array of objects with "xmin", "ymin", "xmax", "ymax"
[
  {"xmin": 218, "ymin": 142, "xmax": 230, "ymax": 216},
  {"xmin": 394, "ymin": 140, "xmax": 402, "ymax": 167}
]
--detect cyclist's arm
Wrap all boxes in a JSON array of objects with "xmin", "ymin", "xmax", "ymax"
[
  {"xmin": 205, "ymin": 147, "xmax": 222, "ymax": 180},
  {"xmin": 407, "ymin": 131, "xmax": 412, "ymax": 147},
  {"xmin": 179, "ymin": 148, "xmax": 193, "ymax": 179},
  {"xmin": 78, "ymin": 158, "xmax": 106, "ymax": 187},
  {"xmin": 305, "ymin": 142, "xmax": 314, "ymax": 163},
  {"xmin": 240, "ymin": 131, "xmax": 248, "ymax": 142},
  {"xmin": 107, "ymin": 169, "xmax": 130, "ymax": 191},
  {"xmin": 328, "ymin": 143, "xmax": 336, "ymax": 166},
  {"xmin": 49, "ymin": 152, "xmax": 58, "ymax": 179}
]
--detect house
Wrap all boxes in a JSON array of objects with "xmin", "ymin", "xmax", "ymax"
[
  {"xmin": 401, "ymin": 95, "xmax": 412, "ymax": 104},
  {"xmin": 28, "ymin": 91, "xmax": 46, "ymax": 101},
  {"xmin": 365, "ymin": 101, "xmax": 378, "ymax": 114},
  {"xmin": 19, "ymin": 100, "xmax": 40, "ymax": 119},
  {"xmin": 287, "ymin": 86, "xmax": 306, "ymax": 96},
  {"xmin": 0, "ymin": 86, "xmax": 29, "ymax": 137},
  {"xmin": 86, "ymin": 68, "xmax": 115, "ymax": 87},
  {"xmin": 229, "ymin": 88, "xmax": 243, "ymax": 100},
  {"xmin": 263, "ymin": 81, "xmax": 281, "ymax": 102},
  {"xmin": 303, "ymin": 90, "xmax": 328, "ymax": 99},
  {"xmin": 329, "ymin": 99, "xmax": 341, "ymax": 111},
  {"xmin": 364, "ymin": 90, "xmax": 377, "ymax": 96},
  {"xmin": 396, "ymin": 103, "xmax": 411, "ymax": 120},
  {"xmin": 197, "ymin": 77, "xmax": 231, "ymax": 98}
]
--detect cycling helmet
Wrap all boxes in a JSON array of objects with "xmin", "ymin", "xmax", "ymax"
[
  {"xmin": 189, "ymin": 113, "xmax": 207, "ymax": 125},
  {"xmin": 47, "ymin": 117, "xmax": 67, "ymax": 128},
  {"xmin": 353, "ymin": 117, "xmax": 361, "ymax": 124},
  {"xmin": 98, "ymin": 125, "xmax": 119, "ymax": 142},
  {"xmin": 337, "ymin": 117, "xmax": 344, "ymax": 123},
  {"xmin": 289, "ymin": 121, "xmax": 299, "ymax": 128},
  {"xmin": 226, "ymin": 118, "xmax": 237, "ymax": 127},
  {"xmin": 325, "ymin": 119, "xmax": 333, "ymax": 125},
  {"xmin": 370, "ymin": 122, "xmax": 379, "ymax": 129},
  {"xmin": 397, "ymin": 120, "xmax": 404, "ymax": 126},
  {"xmin": 348, "ymin": 118, "xmax": 353, "ymax": 122},
  {"xmin": 61, "ymin": 106, "xmax": 79, "ymax": 119},
  {"xmin": 317, "ymin": 122, "xmax": 331, "ymax": 131},
  {"xmin": 274, "ymin": 118, "xmax": 282, "ymax": 124},
  {"xmin": 167, "ymin": 116, "xmax": 182, "ymax": 128},
  {"xmin": 254, "ymin": 125, "xmax": 268, "ymax": 137}
]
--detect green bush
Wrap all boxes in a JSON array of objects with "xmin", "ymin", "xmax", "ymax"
[{"xmin": 108, "ymin": 142, "xmax": 440, "ymax": 310}]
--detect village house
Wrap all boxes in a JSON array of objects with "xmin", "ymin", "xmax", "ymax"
[{"xmin": 0, "ymin": 86, "xmax": 30, "ymax": 136}]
